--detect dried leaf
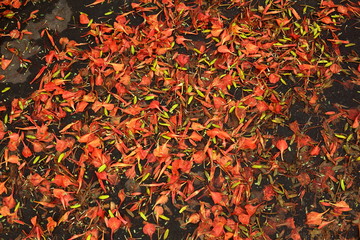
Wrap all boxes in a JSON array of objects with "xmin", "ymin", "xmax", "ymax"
[{"xmin": 297, "ymin": 172, "xmax": 311, "ymax": 186}]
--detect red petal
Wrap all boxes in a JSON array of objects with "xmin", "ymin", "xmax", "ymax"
[
  {"xmin": 79, "ymin": 13, "xmax": 89, "ymax": 24},
  {"xmin": 217, "ymin": 45, "xmax": 232, "ymax": 53},
  {"xmin": 108, "ymin": 217, "xmax": 122, "ymax": 232},
  {"xmin": 245, "ymin": 43, "xmax": 259, "ymax": 54},
  {"xmin": 306, "ymin": 211, "xmax": 324, "ymax": 226},
  {"xmin": 269, "ymin": 73, "xmax": 280, "ymax": 83},
  {"xmin": 1, "ymin": 58, "xmax": 12, "ymax": 70},
  {"xmin": 276, "ymin": 139, "xmax": 288, "ymax": 152},
  {"xmin": 143, "ymin": 222, "xmax": 156, "ymax": 237}
]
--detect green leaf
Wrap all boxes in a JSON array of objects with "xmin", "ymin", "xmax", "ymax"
[
  {"xmin": 139, "ymin": 211, "xmax": 147, "ymax": 221},
  {"xmin": 98, "ymin": 195, "xmax": 109, "ymax": 200},
  {"xmin": 98, "ymin": 164, "xmax": 107, "ymax": 173}
]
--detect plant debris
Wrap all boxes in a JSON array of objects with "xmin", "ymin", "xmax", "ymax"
[{"xmin": 0, "ymin": 0, "xmax": 359, "ymax": 239}]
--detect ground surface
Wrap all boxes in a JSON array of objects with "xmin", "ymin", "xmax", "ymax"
[{"xmin": 0, "ymin": 0, "xmax": 359, "ymax": 239}]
